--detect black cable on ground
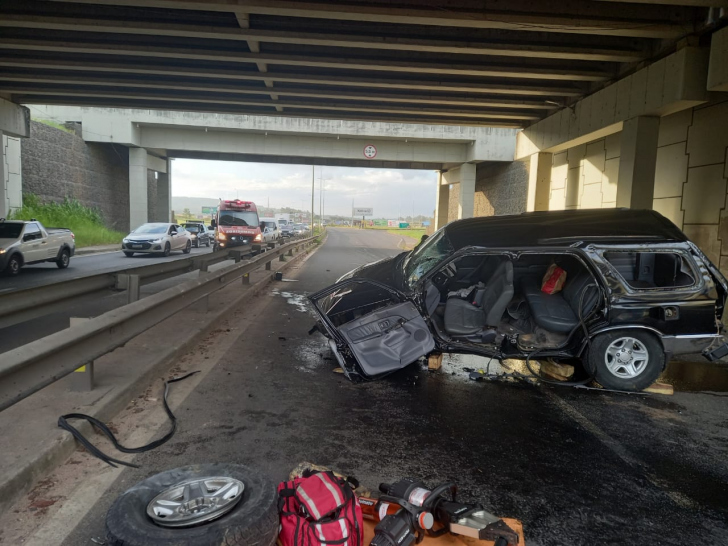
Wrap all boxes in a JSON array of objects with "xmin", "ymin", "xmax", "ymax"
[{"xmin": 58, "ymin": 371, "xmax": 200, "ymax": 468}]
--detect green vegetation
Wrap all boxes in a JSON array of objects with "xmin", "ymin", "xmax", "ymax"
[
  {"xmin": 35, "ymin": 118, "xmax": 75, "ymax": 134},
  {"xmin": 10, "ymin": 194, "xmax": 126, "ymax": 248},
  {"xmin": 386, "ymin": 228, "xmax": 426, "ymax": 241}
]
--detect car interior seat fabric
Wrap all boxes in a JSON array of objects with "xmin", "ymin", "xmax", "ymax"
[
  {"xmin": 444, "ymin": 260, "xmax": 514, "ymax": 336},
  {"xmin": 522, "ymin": 262, "xmax": 598, "ymax": 334}
]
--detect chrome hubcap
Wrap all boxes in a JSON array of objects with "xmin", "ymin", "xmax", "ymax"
[
  {"xmin": 146, "ymin": 477, "xmax": 244, "ymax": 528},
  {"xmin": 605, "ymin": 337, "xmax": 649, "ymax": 379}
]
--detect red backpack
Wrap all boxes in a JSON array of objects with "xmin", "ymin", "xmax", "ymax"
[{"xmin": 278, "ymin": 471, "xmax": 363, "ymax": 546}]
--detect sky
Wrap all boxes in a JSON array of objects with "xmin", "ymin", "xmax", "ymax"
[{"xmin": 170, "ymin": 159, "xmax": 438, "ymax": 219}]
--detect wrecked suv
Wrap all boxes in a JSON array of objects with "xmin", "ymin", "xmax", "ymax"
[{"xmin": 310, "ymin": 209, "xmax": 728, "ymax": 392}]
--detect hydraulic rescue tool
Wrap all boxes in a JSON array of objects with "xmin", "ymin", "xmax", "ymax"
[{"xmin": 360, "ymin": 479, "xmax": 519, "ymax": 546}]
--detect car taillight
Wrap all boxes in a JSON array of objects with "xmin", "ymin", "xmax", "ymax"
[
  {"xmin": 71, "ymin": 233, "xmax": 75, "ymax": 239},
  {"xmin": 254, "ymin": 233, "xmax": 262, "ymax": 242}
]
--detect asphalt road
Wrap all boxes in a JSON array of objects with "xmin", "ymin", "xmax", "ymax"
[
  {"xmin": 0, "ymin": 244, "xmax": 213, "ymax": 293},
  {"xmin": 60, "ymin": 228, "xmax": 728, "ymax": 545}
]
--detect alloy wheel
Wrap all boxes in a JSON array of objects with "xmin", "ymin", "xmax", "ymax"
[{"xmin": 604, "ymin": 336, "xmax": 649, "ymax": 379}]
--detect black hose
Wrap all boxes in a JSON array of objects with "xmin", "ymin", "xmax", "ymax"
[
  {"xmin": 524, "ymin": 283, "xmax": 598, "ymax": 387},
  {"xmin": 57, "ymin": 371, "xmax": 200, "ymax": 468}
]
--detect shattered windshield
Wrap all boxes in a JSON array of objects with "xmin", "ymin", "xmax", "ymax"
[{"xmin": 403, "ymin": 230, "xmax": 455, "ymax": 288}]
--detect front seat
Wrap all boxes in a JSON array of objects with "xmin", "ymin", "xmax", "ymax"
[{"xmin": 444, "ymin": 260, "xmax": 514, "ymax": 336}]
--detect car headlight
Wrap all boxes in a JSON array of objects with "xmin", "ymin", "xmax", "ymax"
[
  {"xmin": 122, "ymin": 238, "xmax": 129, "ymax": 243},
  {"xmin": 152, "ymin": 238, "xmax": 162, "ymax": 243},
  {"xmin": 0, "ymin": 248, "xmax": 5, "ymax": 254},
  {"xmin": 218, "ymin": 233, "xmax": 227, "ymax": 240},
  {"xmin": 254, "ymin": 233, "xmax": 262, "ymax": 242}
]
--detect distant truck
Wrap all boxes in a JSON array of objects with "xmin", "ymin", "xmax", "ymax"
[
  {"xmin": 0, "ymin": 219, "xmax": 76, "ymax": 276},
  {"xmin": 276, "ymin": 214, "xmax": 290, "ymax": 226}
]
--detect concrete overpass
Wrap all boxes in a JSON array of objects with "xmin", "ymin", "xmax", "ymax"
[
  {"xmin": 1, "ymin": 0, "xmax": 727, "ymax": 271},
  {"xmin": 11, "ymin": 105, "xmax": 516, "ymax": 228}
]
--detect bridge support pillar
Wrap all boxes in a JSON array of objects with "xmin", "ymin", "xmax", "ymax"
[
  {"xmin": 0, "ymin": 130, "xmax": 22, "ymax": 219},
  {"xmin": 435, "ymin": 171, "xmax": 450, "ymax": 230},
  {"xmin": 617, "ymin": 116, "xmax": 660, "ymax": 209},
  {"xmin": 527, "ymin": 152, "xmax": 553, "ymax": 212},
  {"xmin": 457, "ymin": 163, "xmax": 476, "ymax": 220},
  {"xmin": 156, "ymin": 159, "xmax": 171, "ymax": 222},
  {"xmin": 129, "ymin": 148, "xmax": 148, "ymax": 231}
]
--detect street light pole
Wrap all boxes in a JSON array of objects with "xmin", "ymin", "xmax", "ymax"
[{"xmin": 311, "ymin": 165, "xmax": 315, "ymax": 232}]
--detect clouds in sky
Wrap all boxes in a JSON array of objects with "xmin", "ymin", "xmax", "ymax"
[{"xmin": 170, "ymin": 159, "xmax": 437, "ymax": 218}]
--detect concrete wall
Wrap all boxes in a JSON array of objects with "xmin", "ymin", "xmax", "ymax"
[
  {"xmin": 21, "ymin": 120, "xmax": 131, "ymax": 231},
  {"xmin": 543, "ymin": 96, "xmax": 728, "ymax": 274}
]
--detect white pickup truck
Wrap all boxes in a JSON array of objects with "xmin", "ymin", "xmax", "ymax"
[{"xmin": 0, "ymin": 219, "xmax": 76, "ymax": 276}]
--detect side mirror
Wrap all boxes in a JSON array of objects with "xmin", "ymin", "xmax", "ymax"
[{"xmin": 171, "ymin": 230, "xmax": 178, "ymax": 235}]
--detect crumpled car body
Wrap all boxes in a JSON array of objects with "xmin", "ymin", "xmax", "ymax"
[{"xmin": 309, "ymin": 210, "xmax": 728, "ymax": 391}]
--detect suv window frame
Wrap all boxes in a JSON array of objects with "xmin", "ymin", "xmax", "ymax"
[
  {"xmin": 23, "ymin": 222, "xmax": 42, "ymax": 241},
  {"xmin": 595, "ymin": 247, "xmax": 701, "ymax": 294}
]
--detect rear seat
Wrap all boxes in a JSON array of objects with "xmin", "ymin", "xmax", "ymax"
[{"xmin": 521, "ymin": 266, "xmax": 598, "ymax": 334}]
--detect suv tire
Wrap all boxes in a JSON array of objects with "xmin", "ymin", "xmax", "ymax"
[
  {"xmin": 4, "ymin": 254, "xmax": 21, "ymax": 276},
  {"xmin": 587, "ymin": 330, "xmax": 664, "ymax": 391},
  {"xmin": 105, "ymin": 464, "xmax": 278, "ymax": 546}
]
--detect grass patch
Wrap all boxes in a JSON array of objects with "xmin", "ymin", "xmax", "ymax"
[
  {"xmin": 386, "ymin": 228, "xmax": 426, "ymax": 241},
  {"xmin": 10, "ymin": 194, "xmax": 126, "ymax": 248},
  {"xmin": 35, "ymin": 118, "xmax": 75, "ymax": 134}
]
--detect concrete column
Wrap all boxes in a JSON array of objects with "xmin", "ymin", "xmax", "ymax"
[
  {"xmin": 617, "ymin": 116, "xmax": 660, "ymax": 209},
  {"xmin": 129, "ymin": 147, "xmax": 148, "ymax": 230},
  {"xmin": 0, "ymin": 131, "xmax": 6, "ymax": 219},
  {"xmin": 156, "ymin": 159, "xmax": 171, "ymax": 222},
  {"xmin": 434, "ymin": 171, "xmax": 450, "ymax": 230},
  {"xmin": 527, "ymin": 153, "xmax": 552, "ymax": 212},
  {"xmin": 457, "ymin": 163, "xmax": 476, "ymax": 220}
]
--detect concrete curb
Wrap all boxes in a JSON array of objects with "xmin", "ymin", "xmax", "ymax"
[
  {"xmin": 75, "ymin": 244, "xmax": 120, "ymax": 256},
  {"xmin": 0, "ymin": 241, "xmax": 320, "ymax": 516}
]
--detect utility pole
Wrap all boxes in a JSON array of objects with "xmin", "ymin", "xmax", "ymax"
[
  {"xmin": 351, "ymin": 198, "xmax": 354, "ymax": 228},
  {"xmin": 311, "ymin": 165, "xmax": 315, "ymax": 232}
]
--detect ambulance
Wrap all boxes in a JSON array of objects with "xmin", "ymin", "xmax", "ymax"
[{"xmin": 212, "ymin": 199, "xmax": 263, "ymax": 250}]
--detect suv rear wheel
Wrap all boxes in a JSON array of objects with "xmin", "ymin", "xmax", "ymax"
[
  {"xmin": 587, "ymin": 330, "xmax": 664, "ymax": 391},
  {"xmin": 56, "ymin": 248, "xmax": 70, "ymax": 269}
]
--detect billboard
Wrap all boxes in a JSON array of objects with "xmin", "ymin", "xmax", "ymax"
[
  {"xmin": 353, "ymin": 207, "xmax": 373, "ymax": 216},
  {"xmin": 201, "ymin": 206, "xmax": 218, "ymax": 214}
]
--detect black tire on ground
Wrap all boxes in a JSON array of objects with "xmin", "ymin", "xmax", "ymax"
[
  {"xmin": 4, "ymin": 254, "xmax": 21, "ymax": 276},
  {"xmin": 163, "ymin": 243, "xmax": 171, "ymax": 257},
  {"xmin": 124, "ymin": 252, "xmax": 134, "ymax": 257},
  {"xmin": 105, "ymin": 463, "xmax": 278, "ymax": 546},
  {"xmin": 586, "ymin": 330, "xmax": 665, "ymax": 391},
  {"xmin": 56, "ymin": 248, "xmax": 71, "ymax": 269},
  {"xmin": 183, "ymin": 240, "xmax": 192, "ymax": 254}
]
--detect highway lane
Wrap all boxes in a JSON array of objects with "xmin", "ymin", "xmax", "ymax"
[
  {"xmin": 0, "ymin": 245, "xmax": 214, "ymax": 293},
  {"xmin": 52, "ymin": 227, "xmax": 728, "ymax": 546}
]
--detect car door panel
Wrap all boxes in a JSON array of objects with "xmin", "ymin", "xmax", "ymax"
[
  {"xmin": 337, "ymin": 301, "xmax": 434, "ymax": 377},
  {"xmin": 310, "ymin": 279, "xmax": 435, "ymax": 378}
]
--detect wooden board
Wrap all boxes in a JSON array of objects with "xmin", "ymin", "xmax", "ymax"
[
  {"xmin": 644, "ymin": 381, "xmax": 674, "ymax": 395},
  {"xmin": 428, "ymin": 353, "xmax": 444, "ymax": 371}
]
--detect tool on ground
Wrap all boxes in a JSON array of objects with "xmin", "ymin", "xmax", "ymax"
[{"xmin": 362, "ymin": 479, "xmax": 519, "ymax": 546}]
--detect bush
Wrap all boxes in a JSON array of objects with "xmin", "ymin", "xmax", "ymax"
[{"xmin": 10, "ymin": 194, "xmax": 126, "ymax": 248}]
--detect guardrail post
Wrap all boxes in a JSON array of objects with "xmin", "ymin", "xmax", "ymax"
[
  {"xmin": 126, "ymin": 274, "xmax": 140, "ymax": 304},
  {"xmin": 265, "ymin": 260, "xmax": 272, "ymax": 270},
  {"xmin": 287, "ymin": 247, "xmax": 293, "ymax": 256},
  {"xmin": 279, "ymin": 253, "xmax": 286, "ymax": 262},
  {"xmin": 69, "ymin": 317, "xmax": 95, "ymax": 391},
  {"xmin": 243, "ymin": 273, "xmax": 250, "ymax": 285}
]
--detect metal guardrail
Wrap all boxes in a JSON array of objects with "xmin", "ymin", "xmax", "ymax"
[
  {"xmin": 0, "ymin": 235, "xmax": 317, "ymax": 412},
  {"xmin": 0, "ymin": 238, "xmax": 301, "ymax": 330}
]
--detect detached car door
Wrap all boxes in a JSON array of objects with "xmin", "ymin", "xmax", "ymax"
[{"xmin": 310, "ymin": 279, "xmax": 434, "ymax": 379}]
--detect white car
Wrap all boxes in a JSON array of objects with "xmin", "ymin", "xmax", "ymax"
[
  {"xmin": 259, "ymin": 217, "xmax": 280, "ymax": 244},
  {"xmin": 0, "ymin": 219, "xmax": 76, "ymax": 276},
  {"xmin": 122, "ymin": 223, "xmax": 192, "ymax": 257}
]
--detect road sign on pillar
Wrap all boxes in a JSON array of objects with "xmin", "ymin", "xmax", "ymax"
[
  {"xmin": 363, "ymin": 145, "xmax": 377, "ymax": 159},
  {"xmin": 353, "ymin": 207, "xmax": 373, "ymax": 216}
]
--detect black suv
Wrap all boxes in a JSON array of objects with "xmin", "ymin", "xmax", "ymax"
[
  {"xmin": 310, "ymin": 209, "xmax": 728, "ymax": 391},
  {"xmin": 182, "ymin": 222, "xmax": 211, "ymax": 248}
]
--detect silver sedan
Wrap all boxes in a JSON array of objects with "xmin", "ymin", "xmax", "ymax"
[{"xmin": 122, "ymin": 223, "xmax": 192, "ymax": 257}]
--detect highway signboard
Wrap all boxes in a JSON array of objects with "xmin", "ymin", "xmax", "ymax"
[{"xmin": 353, "ymin": 207, "xmax": 373, "ymax": 216}]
